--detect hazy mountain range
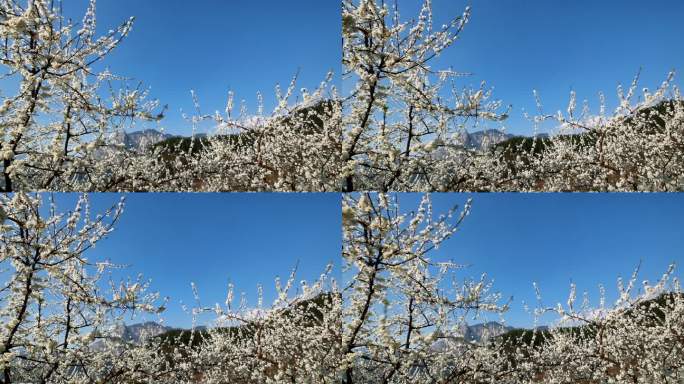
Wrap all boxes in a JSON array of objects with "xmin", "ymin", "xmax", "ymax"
[
  {"xmin": 459, "ymin": 321, "xmax": 516, "ymax": 343},
  {"xmin": 110, "ymin": 321, "xmax": 176, "ymax": 343},
  {"xmin": 112, "ymin": 320, "xmax": 519, "ymax": 345},
  {"xmin": 116, "ymin": 128, "xmax": 524, "ymax": 152},
  {"xmin": 455, "ymin": 129, "xmax": 516, "ymax": 149},
  {"xmin": 113, "ymin": 129, "xmax": 176, "ymax": 150}
]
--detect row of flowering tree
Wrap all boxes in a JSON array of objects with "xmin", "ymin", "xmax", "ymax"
[
  {"xmin": 342, "ymin": 0, "xmax": 684, "ymax": 192},
  {"xmin": 1, "ymin": 193, "xmax": 681, "ymax": 383},
  {"xmin": 0, "ymin": 0, "xmax": 341, "ymax": 192}
]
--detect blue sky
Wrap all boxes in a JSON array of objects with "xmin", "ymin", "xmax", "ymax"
[
  {"xmin": 50, "ymin": 193, "xmax": 340, "ymax": 328},
  {"xmin": 8, "ymin": 1, "xmax": 680, "ymax": 137},
  {"xmin": 392, "ymin": 193, "xmax": 684, "ymax": 328},
  {"xmin": 397, "ymin": 0, "xmax": 684, "ymax": 134},
  {"xmin": 65, "ymin": 1, "xmax": 339, "ymax": 135}
]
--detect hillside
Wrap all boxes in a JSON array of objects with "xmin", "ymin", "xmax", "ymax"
[
  {"xmin": 493, "ymin": 99, "xmax": 683, "ymax": 157},
  {"xmin": 154, "ymin": 292, "xmax": 337, "ymax": 350},
  {"xmin": 498, "ymin": 291, "xmax": 683, "ymax": 349}
]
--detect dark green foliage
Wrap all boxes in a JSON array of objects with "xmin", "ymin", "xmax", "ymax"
[
  {"xmin": 625, "ymin": 291, "xmax": 683, "ymax": 326},
  {"xmin": 493, "ymin": 136, "xmax": 549, "ymax": 156},
  {"xmin": 499, "ymin": 328, "xmax": 548, "ymax": 349},
  {"xmin": 151, "ymin": 133, "xmax": 258, "ymax": 157},
  {"xmin": 152, "ymin": 136, "xmax": 211, "ymax": 155},
  {"xmin": 493, "ymin": 99, "xmax": 681, "ymax": 160},
  {"xmin": 625, "ymin": 99, "xmax": 684, "ymax": 133},
  {"xmin": 499, "ymin": 325, "xmax": 596, "ymax": 351},
  {"xmin": 279, "ymin": 99, "xmax": 339, "ymax": 135},
  {"xmin": 497, "ymin": 292, "xmax": 680, "ymax": 351},
  {"xmin": 493, "ymin": 133, "xmax": 598, "ymax": 157},
  {"xmin": 150, "ymin": 99, "xmax": 337, "ymax": 158},
  {"xmin": 154, "ymin": 292, "xmax": 337, "ymax": 352},
  {"xmin": 155, "ymin": 328, "xmax": 210, "ymax": 349}
]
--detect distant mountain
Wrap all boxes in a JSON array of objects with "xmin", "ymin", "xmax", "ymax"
[
  {"xmin": 113, "ymin": 129, "xmax": 176, "ymax": 150},
  {"xmin": 460, "ymin": 321, "xmax": 515, "ymax": 343},
  {"xmin": 119, "ymin": 126, "xmax": 516, "ymax": 153},
  {"xmin": 457, "ymin": 129, "xmax": 516, "ymax": 150},
  {"xmin": 431, "ymin": 321, "xmax": 516, "ymax": 352},
  {"xmin": 109, "ymin": 321, "xmax": 175, "ymax": 344}
]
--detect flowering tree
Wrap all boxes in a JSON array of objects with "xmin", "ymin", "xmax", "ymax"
[
  {"xmin": 341, "ymin": 193, "xmax": 510, "ymax": 382},
  {"xmin": 179, "ymin": 266, "xmax": 342, "ymax": 383},
  {"xmin": 0, "ymin": 193, "xmax": 176, "ymax": 384},
  {"xmin": 0, "ymin": 192, "xmax": 344, "ymax": 383},
  {"xmin": 0, "ymin": 0, "xmax": 168, "ymax": 192},
  {"xmin": 507, "ymin": 265, "xmax": 684, "ymax": 383},
  {"xmin": 0, "ymin": 0, "xmax": 341, "ymax": 192},
  {"xmin": 171, "ymin": 76, "xmax": 341, "ymax": 192},
  {"xmin": 341, "ymin": 193, "xmax": 684, "ymax": 383},
  {"xmin": 501, "ymin": 75, "xmax": 684, "ymax": 191},
  {"xmin": 342, "ymin": 0, "xmax": 509, "ymax": 192},
  {"xmin": 342, "ymin": 0, "xmax": 684, "ymax": 192}
]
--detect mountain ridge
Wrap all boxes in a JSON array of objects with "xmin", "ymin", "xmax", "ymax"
[{"xmin": 119, "ymin": 127, "xmax": 525, "ymax": 152}]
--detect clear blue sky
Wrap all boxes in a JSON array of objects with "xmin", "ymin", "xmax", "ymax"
[
  {"xmin": 16, "ymin": 1, "xmax": 683, "ymax": 137},
  {"xmin": 398, "ymin": 0, "xmax": 684, "ymax": 135},
  {"xmin": 393, "ymin": 193, "xmax": 684, "ymax": 328},
  {"xmin": 51, "ymin": 193, "xmax": 340, "ymax": 328},
  {"xmin": 65, "ymin": 1, "xmax": 340, "ymax": 135}
]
